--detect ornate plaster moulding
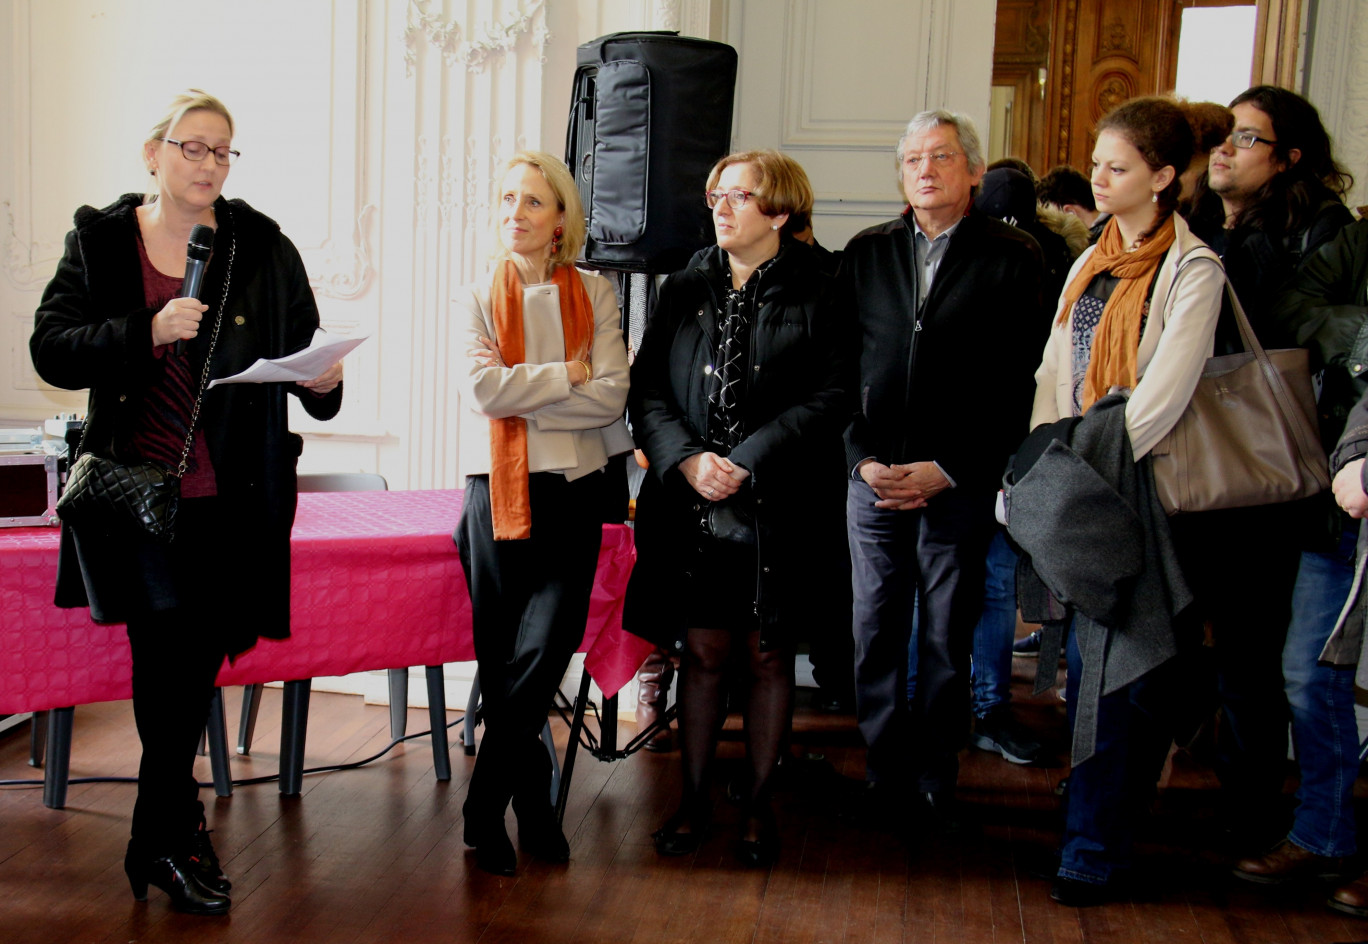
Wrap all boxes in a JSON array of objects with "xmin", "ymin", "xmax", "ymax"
[{"xmin": 403, "ymin": 0, "xmax": 549, "ymax": 76}]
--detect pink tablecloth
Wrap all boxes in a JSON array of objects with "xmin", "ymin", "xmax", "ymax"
[{"xmin": 0, "ymin": 489, "xmax": 652, "ymax": 714}]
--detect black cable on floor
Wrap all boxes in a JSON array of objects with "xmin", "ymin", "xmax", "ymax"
[{"xmin": 0, "ymin": 715, "xmax": 467, "ymax": 790}]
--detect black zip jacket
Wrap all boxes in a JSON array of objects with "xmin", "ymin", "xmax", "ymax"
[{"xmin": 841, "ymin": 205, "xmax": 1046, "ymax": 492}]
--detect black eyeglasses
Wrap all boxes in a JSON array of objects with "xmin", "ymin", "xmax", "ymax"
[
  {"xmin": 161, "ymin": 138, "xmax": 241, "ymax": 166},
  {"xmin": 705, "ymin": 189, "xmax": 757, "ymax": 210},
  {"xmin": 1229, "ymin": 130, "xmax": 1276, "ymax": 149}
]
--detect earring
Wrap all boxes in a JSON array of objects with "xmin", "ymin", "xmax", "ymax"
[
  {"xmin": 1152, "ymin": 192, "xmax": 1158, "ymax": 203},
  {"xmin": 552, "ymin": 225, "xmax": 563, "ymax": 254},
  {"xmin": 771, "ymin": 224, "xmax": 779, "ymax": 231}
]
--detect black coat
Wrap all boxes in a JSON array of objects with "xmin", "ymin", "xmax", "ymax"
[
  {"xmin": 1188, "ymin": 193, "xmax": 1352, "ymax": 353},
  {"xmin": 841, "ymin": 206, "xmax": 1046, "ymax": 493},
  {"xmin": 623, "ymin": 241, "xmax": 854, "ymax": 650},
  {"xmin": 30, "ymin": 194, "xmax": 342, "ymax": 655}
]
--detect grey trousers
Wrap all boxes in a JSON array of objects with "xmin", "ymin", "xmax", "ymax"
[{"xmin": 846, "ymin": 479, "xmax": 993, "ymax": 793}]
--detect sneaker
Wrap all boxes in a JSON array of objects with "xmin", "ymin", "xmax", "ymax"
[
  {"xmin": 971, "ymin": 707, "xmax": 1042, "ymax": 765},
  {"xmin": 1012, "ymin": 630, "xmax": 1043, "ymax": 657}
]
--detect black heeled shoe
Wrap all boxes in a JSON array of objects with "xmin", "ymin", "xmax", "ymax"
[
  {"xmin": 125, "ymin": 852, "xmax": 231, "ymax": 915},
  {"xmin": 652, "ymin": 809, "xmax": 707, "ymax": 857},
  {"xmin": 187, "ymin": 818, "xmax": 231, "ymax": 893},
  {"xmin": 735, "ymin": 809, "xmax": 778, "ymax": 868},
  {"xmin": 464, "ymin": 822, "xmax": 517, "ymax": 876}
]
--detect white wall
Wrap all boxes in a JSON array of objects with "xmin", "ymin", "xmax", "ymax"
[{"xmin": 1305, "ymin": 0, "xmax": 1368, "ymax": 213}]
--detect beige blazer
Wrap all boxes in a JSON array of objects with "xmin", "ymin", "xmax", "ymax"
[
  {"xmin": 1030, "ymin": 214, "xmax": 1224, "ymax": 459},
  {"xmin": 455, "ymin": 266, "xmax": 632, "ymax": 481}
]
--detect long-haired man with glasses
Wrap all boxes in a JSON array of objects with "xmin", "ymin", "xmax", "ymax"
[{"xmin": 1179, "ymin": 85, "xmax": 1356, "ymax": 881}]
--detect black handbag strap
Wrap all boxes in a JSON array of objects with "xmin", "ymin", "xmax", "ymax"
[{"xmin": 71, "ymin": 212, "xmax": 236, "ymax": 477}]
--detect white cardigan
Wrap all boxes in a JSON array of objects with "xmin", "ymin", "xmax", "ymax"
[
  {"xmin": 1030, "ymin": 214, "xmax": 1224, "ymax": 459},
  {"xmin": 454, "ymin": 266, "xmax": 632, "ymax": 481}
]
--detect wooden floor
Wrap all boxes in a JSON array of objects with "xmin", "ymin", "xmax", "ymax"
[{"xmin": 2, "ymin": 666, "xmax": 1367, "ymax": 944}]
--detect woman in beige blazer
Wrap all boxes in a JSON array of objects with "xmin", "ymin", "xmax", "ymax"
[{"xmin": 452, "ymin": 151, "xmax": 630, "ymax": 877}]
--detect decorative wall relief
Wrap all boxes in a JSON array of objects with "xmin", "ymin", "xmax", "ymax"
[
  {"xmin": 403, "ymin": 0, "xmax": 549, "ymax": 76},
  {"xmin": 307, "ymin": 206, "xmax": 377, "ymax": 301},
  {"xmin": 1097, "ymin": 16, "xmax": 1131, "ymax": 58},
  {"xmin": 1, "ymin": 202, "xmax": 61, "ymax": 292},
  {"xmin": 1093, "ymin": 73, "xmax": 1131, "ymax": 122},
  {"xmin": 1055, "ymin": 0, "xmax": 1078, "ymax": 165}
]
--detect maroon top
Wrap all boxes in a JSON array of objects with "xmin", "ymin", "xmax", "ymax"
[{"xmin": 131, "ymin": 235, "xmax": 216, "ymax": 497}]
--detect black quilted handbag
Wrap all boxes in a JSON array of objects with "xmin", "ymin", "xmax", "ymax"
[
  {"xmin": 56, "ymin": 454, "xmax": 180, "ymax": 541},
  {"xmin": 55, "ymin": 222, "xmax": 235, "ymax": 543}
]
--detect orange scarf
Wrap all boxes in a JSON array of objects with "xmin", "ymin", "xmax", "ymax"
[
  {"xmin": 488, "ymin": 259, "xmax": 595, "ymax": 540},
  {"xmin": 1058, "ymin": 214, "xmax": 1177, "ymax": 412}
]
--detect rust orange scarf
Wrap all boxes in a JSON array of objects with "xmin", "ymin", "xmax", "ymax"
[
  {"xmin": 488, "ymin": 260, "xmax": 595, "ymax": 540},
  {"xmin": 1058, "ymin": 214, "xmax": 1177, "ymax": 412}
]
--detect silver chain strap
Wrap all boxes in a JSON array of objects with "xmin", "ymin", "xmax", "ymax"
[{"xmin": 176, "ymin": 208, "xmax": 235, "ymax": 477}]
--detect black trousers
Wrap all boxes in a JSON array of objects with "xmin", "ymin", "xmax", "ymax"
[
  {"xmin": 455, "ymin": 472, "xmax": 607, "ymax": 827},
  {"xmin": 124, "ymin": 498, "xmax": 230, "ymax": 857},
  {"xmin": 1168, "ymin": 503, "xmax": 1301, "ymax": 817}
]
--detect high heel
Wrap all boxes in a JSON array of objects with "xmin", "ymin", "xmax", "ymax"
[
  {"xmin": 652, "ymin": 808, "xmax": 707, "ymax": 857},
  {"xmin": 125, "ymin": 852, "xmax": 231, "ymax": 915}
]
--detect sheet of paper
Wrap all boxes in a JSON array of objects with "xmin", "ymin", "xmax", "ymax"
[{"xmin": 208, "ymin": 329, "xmax": 366, "ymax": 388}]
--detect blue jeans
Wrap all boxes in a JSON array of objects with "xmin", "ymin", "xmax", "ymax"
[
  {"xmin": 907, "ymin": 529, "xmax": 1018, "ymax": 718},
  {"xmin": 1284, "ymin": 531, "xmax": 1360, "ymax": 858},
  {"xmin": 1058, "ymin": 623, "xmax": 1177, "ymax": 885}
]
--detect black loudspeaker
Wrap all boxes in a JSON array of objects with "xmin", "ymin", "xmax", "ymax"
[{"xmin": 566, "ymin": 31, "xmax": 738, "ymax": 274}]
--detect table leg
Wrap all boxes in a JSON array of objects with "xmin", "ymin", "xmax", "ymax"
[
  {"xmin": 237, "ymin": 684, "xmax": 262, "ymax": 755},
  {"xmin": 388, "ymin": 668, "xmax": 408, "ymax": 740},
  {"xmin": 29, "ymin": 710, "xmax": 48, "ymax": 768},
  {"xmin": 279, "ymin": 679, "xmax": 311, "ymax": 796},
  {"xmin": 425, "ymin": 666, "xmax": 451, "ymax": 781},
  {"xmin": 554, "ymin": 673, "xmax": 592, "ymax": 824},
  {"xmin": 42, "ymin": 707, "xmax": 73, "ymax": 810},
  {"xmin": 205, "ymin": 689, "xmax": 233, "ymax": 797}
]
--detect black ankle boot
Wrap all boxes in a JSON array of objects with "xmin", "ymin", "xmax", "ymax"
[
  {"xmin": 187, "ymin": 817, "xmax": 230, "ymax": 893},
  {"xmin": 125, "ymin": 850, "xmax": 230, "ymax": 916},
  {"xmin": 517, "ymin": 804, "xmax": 570, "ymax": 863}
]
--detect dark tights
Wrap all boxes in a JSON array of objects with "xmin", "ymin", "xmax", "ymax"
[{"xmin": 676, "ymin": 627, "xmax": 793, "ymax": 840}]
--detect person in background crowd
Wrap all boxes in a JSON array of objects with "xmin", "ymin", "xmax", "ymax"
[
  {"xmin": 1025, "ymin": 96, "xmax": 1223, "ymax": 906},
  {"xmin": 977, "ymin": 166, "xmax": 1085, "ymax": 306},
  {"xmin": 453, "ymin": 150, "xmax": 632, "ymax": 877},
  {"xmin": 841, "ymin": 111, "xmax": 1045, "ymax": 836},
  {"xmin": 1238, "ymin": 204, "xmax": 1364, "ymax": 897},
  {"xmin": 1181, "ymin": 86, "xmax": 1355, "ymax": 867},
  {"xmin": 1038, "ymin": 164, "xmax": 1109, "ymax": 243},
  {"xmin": 29, "ymin": 89, "xmax": 344, "ymax": 915},
  {"xmin": 626, "ymin": 149, "xmax": 850, "ymax": 868},
  {"xmin": 1172, "ymin": 99, "xmax": 1233, "ymax": 215},
  {"xmin": 1320, "ymin": 358, "xmax": 1368, "ymax": 918}
]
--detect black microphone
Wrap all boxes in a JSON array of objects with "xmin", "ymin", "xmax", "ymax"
[{"xmin": 176, "ymin": 224, "xmax": 215, "ymax": 355}]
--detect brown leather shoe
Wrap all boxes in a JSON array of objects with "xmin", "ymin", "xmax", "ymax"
[
  {"xmin": 1328, "ymin": 874, "xmax": 1368, "ymax": 917},
  {"xmin": 1232, "ymin": 839, "xmax": 1345, "ymax": 885}
]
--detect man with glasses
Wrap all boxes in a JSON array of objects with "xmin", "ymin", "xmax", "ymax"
[
  {"xmin": 1180, "ymin": 86, "xmax": 1356, "ymax": 875},
  {"xmin": 840, "ymin": 110, "xmax": 1045, "ymax": 836}
]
